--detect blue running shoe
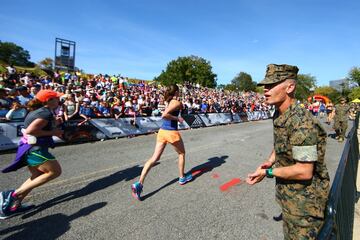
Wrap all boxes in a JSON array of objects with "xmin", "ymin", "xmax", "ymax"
[
  {"xmin": 131, "ymin": 182, "xmax": 143, "ymax": 201},
  {"xmin": 179, "ymin": 173, "xmax": 193, "ymax": 185},
  {"xmin": 0, "ymin": 202, "xmax": 35, "ymax": 220},
  {"xmin": 0, "ymin": 190, "xmax": 15, "ymax": 217}
]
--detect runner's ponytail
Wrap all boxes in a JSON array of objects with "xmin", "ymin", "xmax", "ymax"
[{"xmin": 26, "ymin": 99, "xmax": 44, "ymax": 111}]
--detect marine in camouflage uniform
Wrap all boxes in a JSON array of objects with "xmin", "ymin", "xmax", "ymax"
[
  {"xmin": 247, "ymin": 64, "xmax": 330, "ymax": 240},
  {"xmin": 273, "ymin": 103, "xmax": 330, "ymax": 240},
  {"xmin": 333, "ymin": 98, "xmax": 350, "ymax": 142}
]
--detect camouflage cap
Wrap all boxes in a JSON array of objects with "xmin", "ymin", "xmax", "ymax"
[{"xmin": 257, "ymin": 64, "xmax": 299, "ymax": 86}]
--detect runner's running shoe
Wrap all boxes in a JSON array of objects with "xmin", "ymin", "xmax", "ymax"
[
  {"xmin": 0, "ymin": 202, "xmax": 35, "ymax": 219},
  {"xmin": 179, "ymin": 173, "xmax": 193, "ymax": 185},
  {"xmin": 0, "ymin": 190, "xmax": 15, "ymax": 217},
  {"xmin": 131, "ymin": 182, "xmax": 143, "ymax": 201}
]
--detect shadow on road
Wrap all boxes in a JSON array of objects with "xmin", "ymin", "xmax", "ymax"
[
  {"xmin": 0, "ymin": 202, "xmax": 107, "ymax": 240},
  {"xmin": 141, "ymin": 155, "xmax": 228, "ymax": 201},
  {"xmin": 22, "ymin": 164, "xmax": 142, "ymax": 219}
]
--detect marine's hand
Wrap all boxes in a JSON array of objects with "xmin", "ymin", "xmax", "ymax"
[
  {"xmin": 246, "ymin": 169, "xmax": 266, "ymax": 185},
  {"xmin": 260, "ymin": 160, "xmax": 273, "ymax": 169}
]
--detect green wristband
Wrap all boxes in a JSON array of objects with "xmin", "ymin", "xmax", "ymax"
[{"xmin": 266, "ymin": 168, "xmax": 274, "ymax": 178}]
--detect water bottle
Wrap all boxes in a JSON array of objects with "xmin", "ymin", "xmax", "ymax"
[
  {"xmin": 27, "ymin": 135, "xmax": 37, "ymax": 144},
  {"xmin": 21, "ymin": 128, "xmax": 37, "ymax": 144}
]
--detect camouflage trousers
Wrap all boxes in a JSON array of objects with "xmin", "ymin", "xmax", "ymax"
[
  {"xmin": 333, "ymin": 120, "xmax": 348, "ymax": 138},
  {"xmin": 283, "ymin": 212, "xmax": 324, "ymax": 240}
]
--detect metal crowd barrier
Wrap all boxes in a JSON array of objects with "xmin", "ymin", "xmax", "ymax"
[{"xmin": 318, "ymin": 113, "xmax": 360, "ymax": 240}]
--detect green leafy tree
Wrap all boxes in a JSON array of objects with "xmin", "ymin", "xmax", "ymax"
[
  {"xmin": 314, "ymin": 86, "xmax": 340, "ymax": 103},
  {"xmin": 255, "ymin": 86, "xmax": 264, "ymax": 94},
  {"xmin": 231, "ymin": 72, "xmax": 256, "ymax": 92},
  {"xmin": 348, "ymin": 87, "xmax": 360, "ymax": 100},
  {"xmin": 347, "ymin": 66, "xmax": 360, "ymax": 86},
  {"xmin": 0, "ymin": 41, "xmax": 34, "ymax": 67},
  {"xmin": 217, "ymin": 84, "xmax": 226, "ymax": 90},
  {"xmin": 224, "ymin": 84, "xmax": 237, "ymax": 91},
  {"xmin": 38, "ymin": 57, "xmax": 54, "ymax": 70},
  {"xmin": 154, "ymin": 55, "xmax": 217, "ymax": 87},
  {"xmin": 295, "ymin": 74, "xmax": 317, "ymax": 101}
]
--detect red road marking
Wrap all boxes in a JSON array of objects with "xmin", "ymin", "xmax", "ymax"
[
  {"xmin": 219, "ymin": 178, "xmax": 241, "ymax": 191},
  {"xmin": 212, "ymin": 173, "xmax": 219, "ymax": 179}
]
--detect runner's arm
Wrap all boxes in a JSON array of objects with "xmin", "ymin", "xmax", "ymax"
[
  {"xmin": 162, "ymin": 101, "xmax": 181, "ymax": 121},
  {"xmin": 26, "ymin": 118, "xmax": 62, "ymax": 137}
]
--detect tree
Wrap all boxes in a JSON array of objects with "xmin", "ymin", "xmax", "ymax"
[
  {"xmin": 314, "ymin": 86, "xmax": 340, "ymax": 103},
  {"xmin": 255, "ymin": 86, "xmax": 264, "ymax": 94},
  {"xmin": 348, "ymin": 87, "xmax": 360, "ymax": 101},
  {"xmin": 224, "ymin": 84, "xmax": 237, "ymax": 91},
  {"xmin": 38, "ymin": 57, "xmax": 54, "ymax": 70},
  {"xmin": 231, "ymin": 72, "xmax": 256, "ymax": 92},
  {"xmin": 295, "ymin": 74, "xmax": 317, "ymax": 101},
  {"xmin": 0, "ymin": 41, "xmax": 34, "ymax": 67},
  {"xmin": 217, "ymin": 84, "xmax": 226, "ymax": 90},
  {"xmin": 154, "ymin": 55, "xmax": 217, "ymax": 87},
  {"xmin": 347, "ymin": 66, "xmax": 360, "ymax": 86}
]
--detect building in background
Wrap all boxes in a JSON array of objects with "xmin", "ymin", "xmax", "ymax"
[{"xmin": 329, "ymin": 78, "xmax": 349, "ymax": 92}]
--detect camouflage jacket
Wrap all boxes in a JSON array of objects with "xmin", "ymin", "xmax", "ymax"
[
  {"xmin": 273, "ymin": 103, "xmax": 330, "ymax": 218},
  {"xmin": 334, "ymin": 103, "xmax": 350, "ymax": 121}
]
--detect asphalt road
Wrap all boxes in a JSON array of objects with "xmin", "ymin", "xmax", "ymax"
[{"xmin": 0, "ymin": 119, "xmax": 348, "ymax": 240}]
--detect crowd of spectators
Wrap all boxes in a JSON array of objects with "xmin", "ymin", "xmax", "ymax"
[
  {"xmin": 0, "ymin": 67, "xmax": 269, "ymax": 122},
  {"xmin": 301, "ymin": 99, "xmax": 359, "ymax": 121}
]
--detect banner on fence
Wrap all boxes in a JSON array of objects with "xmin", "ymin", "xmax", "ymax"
[
  {"xmin": 231, "ymin": 113, "xmax": 242, "ymax": 123},
  {"xmin": 178, "ymin": 119, "xmax": 190, "ymax": 130},
  {"xmin": 246, "ymin": 111, "xmax": 270, "ymax": 121},
  {"xmin": 148, "ymin": 116, "xmax": 162, "ymax": 128},
  {"xmin": 136, "ymin": 117, "xmax": 160, "ymax": 133},
  {"xmin": 90, "ymin": 118, "xmax": 129, "ymax": 138},
  {"xmin": 238, "ymin": 112, "xmax": 249, "ymax": 122},
  {"xmin": 198, "ymin": 113, "xmax": 233, "ymax": 127},
  {"xmin": 91, "ymin": 117, "xmax": 166, "ymax": 138},
  {"xmin": 1, "ymin": 112, "xmax": 270, "ymax": 151},
  {"xmin": 63, "ymin": 119, "xmax": 105, "ymax": 143},
  {"xmin": 222, "ymin": 113, "xmax": 234, "ymax": 123},
  {"xmin": 118, "ymin": 118, "xmax": 149, "ymax": 136},
  {"xmin": 182, "ymin": 114, "xmax": 206, "ymax": 128},
  {"xmin": 0, "ymin": 121, "xmax": 71, "ymax": 151},
  {"xmin": 247, "ymin": 112, "xmax": 258, "ymax": 121},
  {"xmin": 0, "ymin": 122, "xmax": 24, "ymax": 151}
]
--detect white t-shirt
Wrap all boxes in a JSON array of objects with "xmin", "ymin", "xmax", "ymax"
[
  {"xmin": 6, "ymin": 66, "xmax": 16, "ymax": 74},
  {"xmin": 21, "ymin": 76, "xmax": 31, "ymax": 85}
]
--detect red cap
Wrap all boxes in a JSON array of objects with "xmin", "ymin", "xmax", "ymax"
[{"xmin": 36, "ymin": 90, "xmax": 61, "ymax": 103}]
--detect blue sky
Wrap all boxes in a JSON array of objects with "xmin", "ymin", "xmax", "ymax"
[{"xmin": 1, "ymin": 0, "xmax": 359, "ymax": 86}]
